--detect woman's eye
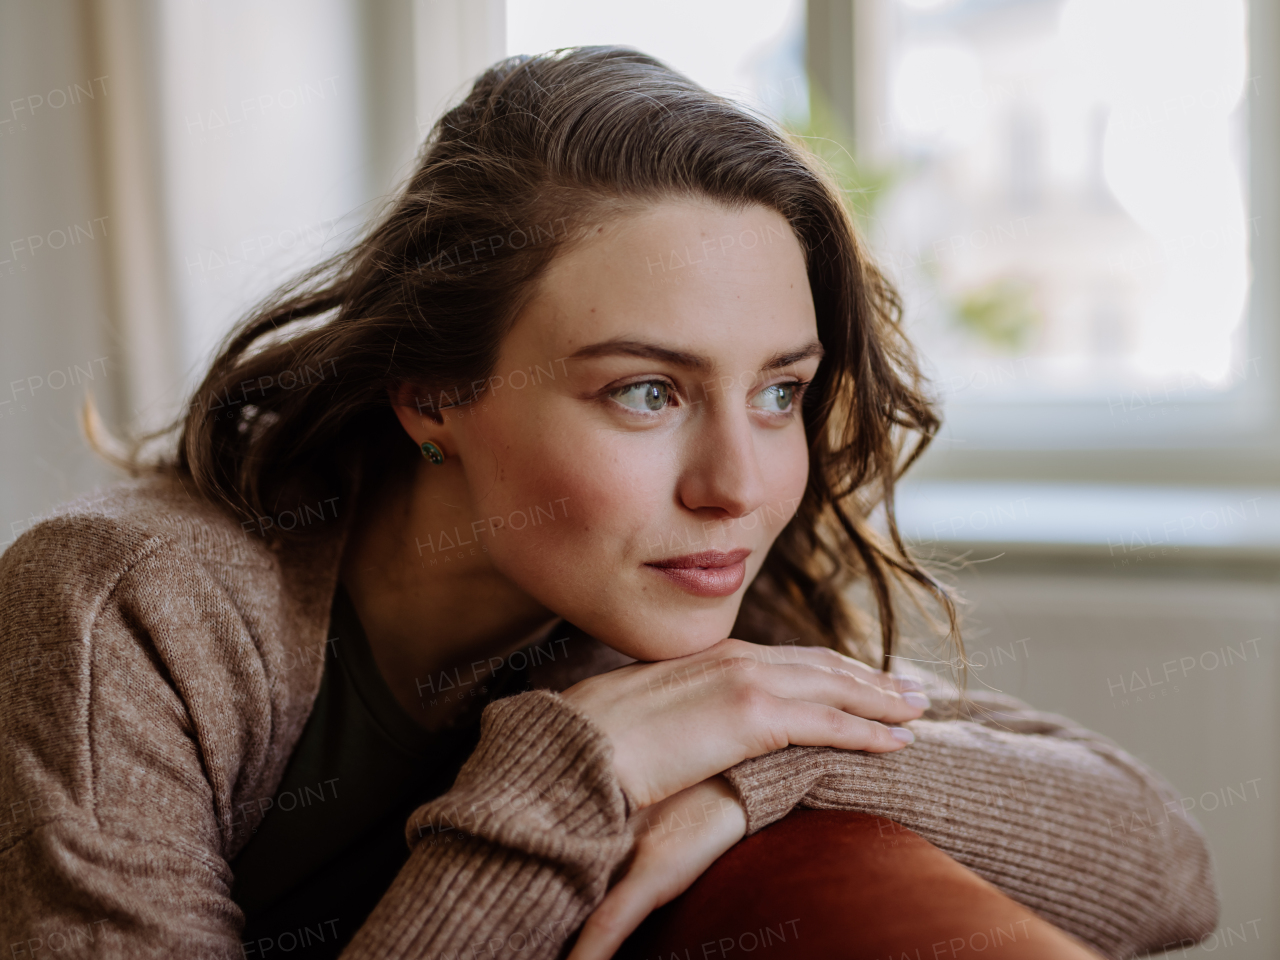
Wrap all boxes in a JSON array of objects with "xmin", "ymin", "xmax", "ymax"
[
  {"xmin": 751, "ymin": 383, "xmax": 797, "ymax": 413},
  {"xmin": 611, "ymin": 380, "xmax": 672, "ymax": 412}
]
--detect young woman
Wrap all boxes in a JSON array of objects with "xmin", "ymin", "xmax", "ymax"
[{"xmin": 0, "ymin": 47, "xmax": 1215, "ymax": 960}]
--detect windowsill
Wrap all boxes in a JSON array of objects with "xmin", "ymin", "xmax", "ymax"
[{"xmin": 893, "ymin": 481, "xmax": 1280, "ymax": 562}]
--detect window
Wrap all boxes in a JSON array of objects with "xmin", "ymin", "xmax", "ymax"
[
  {"xmin": 157, "ymin": 0, "xmax": 370, "ymax": 387},
  {"xmin": 837, "ymin": 0, "xmax": 1275, "ymax": 459},
  {"xmin": 506, "ymin": 0, "xmax": 808, "ymax": 126}
]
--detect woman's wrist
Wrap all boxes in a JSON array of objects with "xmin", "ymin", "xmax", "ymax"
[{"xmin": 629, "ymin": 775, "xmax": 747, "ymax": 851}]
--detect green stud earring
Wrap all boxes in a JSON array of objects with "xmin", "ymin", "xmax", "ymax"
[{"xmin": 420, "ymin": 440, "xmax": 445, "ymax": 465}]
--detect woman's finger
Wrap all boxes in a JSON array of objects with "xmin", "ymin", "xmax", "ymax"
[
  {"xmin": 720, "ymin": 638, "xmax": 921, "ymax": 693},
  {"xmin": 566, "ymin": 874, "xmax": 660, "ymax": 960},
  {"xmin": 755, "ymin": 660, "xmax": 929, "ymax": 724},
  {"xmin": 752, "ymin": 697, "xmax": 917, "ymax": 755},
  {"xmin": 686, "ymin": 643, "xmax": 926, "ymax": 724}
]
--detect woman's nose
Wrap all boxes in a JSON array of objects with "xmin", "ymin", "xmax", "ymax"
[{"xmin": 676, "ymin": 406, "xmax": 769, "ymax": 520}]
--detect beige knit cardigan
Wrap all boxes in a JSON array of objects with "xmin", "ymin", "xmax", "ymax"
[{"xmin": 0, "ymin": 477, "xmax": 1217, "ymax": 959}]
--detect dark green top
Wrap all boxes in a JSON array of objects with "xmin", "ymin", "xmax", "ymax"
[{"xmin": 231, "ymin": 586, "xmax": 534, "ymax": 958}]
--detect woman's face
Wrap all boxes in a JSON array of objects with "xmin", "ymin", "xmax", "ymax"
[{"xmin": 442, "ymin": 200, "xmax": 819, "ymax": 660}]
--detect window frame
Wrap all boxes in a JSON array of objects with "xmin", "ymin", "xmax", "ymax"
[{"xmin": 810, "ymin": 0, "xmax": 1280, "ymax": 486}]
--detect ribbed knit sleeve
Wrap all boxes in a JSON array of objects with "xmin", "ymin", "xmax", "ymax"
[
  {"xmin": 721, "ymin": 682, "xmax": 1218, "ymax": 960},
  {"xmin": 338, "ymin": 689, "xmax": 634, "ymax": 960}
]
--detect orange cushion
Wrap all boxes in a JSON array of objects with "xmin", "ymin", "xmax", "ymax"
[{"xmin": 617, "ymin": 810, "xmax": 1103, "ymax": 960}]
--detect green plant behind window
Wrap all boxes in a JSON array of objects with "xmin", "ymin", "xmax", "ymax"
[
  {"xmin": 783, "ymin": 82, "xmax": 895, "ymax": 231},
  {"xmin": 953, "ymin": 277, "xmax": 1041, "ymax": 353}
]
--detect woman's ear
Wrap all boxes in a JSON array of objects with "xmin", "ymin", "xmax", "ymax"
[{"xmin": 389, "ymin": 382, "xmax": 452, "ymax": 453}]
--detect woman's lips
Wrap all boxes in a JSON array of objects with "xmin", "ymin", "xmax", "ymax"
[{"xmin": 644, "ymin": 548, "xmax": 751, "ymax": 598}]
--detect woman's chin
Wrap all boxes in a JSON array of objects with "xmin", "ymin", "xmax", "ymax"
[
  {"xmin": 590, "ymin": 623, "xmax": 732, "ymax": 664},
  {"xmin": 541, "ymin": 587, "xmax": 745, "ymax": 663}
]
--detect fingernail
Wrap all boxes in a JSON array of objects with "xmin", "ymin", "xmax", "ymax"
[
  {"xmin": 902, "ymin": 691, "xmax": 930, "ymax": 710},
  {"xmin": 895, "ymin": 676, "xmax": 925, "ymax": 691},
  {"xmin": 890, "ymin": 726, "xmax": 915, "ymax": 744}
]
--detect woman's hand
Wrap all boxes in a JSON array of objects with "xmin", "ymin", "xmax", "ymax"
[
  {"xmin": 560, "ymin": 637, "xmax": 926, "ymax": 810},
  {"xmin": 568, "ymin": 776, "xmax": 748, "ymax": 960}
]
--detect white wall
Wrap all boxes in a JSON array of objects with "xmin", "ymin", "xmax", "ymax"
[
  {"xmin": 0, "ymin": 1, "xmax": 119, "ymax": 548},
  {"xmin": 933, "ymin": 562, "xmax": 1277, "ymax": 957}
]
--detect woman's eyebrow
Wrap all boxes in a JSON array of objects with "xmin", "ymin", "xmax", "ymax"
[
  {"xmin": 567, "ymin": 338, "xmax": 824, "ymax": 373},
  {"xmin": 567, "ymin": 338, "xmax": 713, "ymax": 372},
  {"xmin": 763, "ymin": 340, "xmax": 824, "ymax": 370}
]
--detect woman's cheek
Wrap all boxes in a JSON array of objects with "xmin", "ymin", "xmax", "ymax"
[
  {"xmin": 481, "ymin": 433, "xmax": 644, "ymax": 596},
  {"xmin": 758, "ymin": 431, "xmax": 810, "ymax": 540}
]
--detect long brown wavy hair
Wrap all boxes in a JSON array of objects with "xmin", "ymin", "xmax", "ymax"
[{"xmin": 139, "ymin": 46, "xmax": 955, "ymax": 669}]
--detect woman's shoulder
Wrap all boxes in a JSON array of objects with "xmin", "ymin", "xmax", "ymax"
[
  {"xmin": 3, "ymin": 472, "xmax": 274, "ymax": 578},
  {"xmin": 0, "ymin": 471, "xmax": 342, "ymax": 665},
  {"xmin": 0, "ymin": 474, "xmax": 340, "ymax": 860}
]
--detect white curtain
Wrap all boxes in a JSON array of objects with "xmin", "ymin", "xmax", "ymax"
[{"xmin": 0, "ymin": 0, "xmax": 503, "ymax": 543}]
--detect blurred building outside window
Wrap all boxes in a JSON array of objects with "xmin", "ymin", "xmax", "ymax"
[
  {"xmin": 843, "ymin": 0, "xmax": 1260, "ymax": 451},
  {"xmin": 506, "ymin": 0, "xmax": 808, "ymax": 124}
]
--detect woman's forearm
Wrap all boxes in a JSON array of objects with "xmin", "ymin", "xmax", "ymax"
[
  {"xmin": 339, "ymin": 690, "xmax": 633, "ymax": 960},
  {"xmin": 721, "ymin": 688, "xmax": 1218, "ymax": 960}
]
